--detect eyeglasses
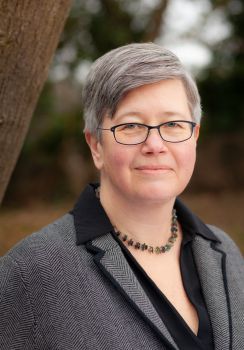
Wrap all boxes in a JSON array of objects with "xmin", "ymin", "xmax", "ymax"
[{"xmin": 98, "ymin": 120, "xmax": 197, "ymax": 145}]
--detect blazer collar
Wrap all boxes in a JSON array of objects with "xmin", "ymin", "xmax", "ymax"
[
  {"xmin": 192, "ymin": 236, "xmax": 232, "ymax": 350},
  {"xmin": 86, "ymin": 233, "xmax": 180, "ymax": 350},
  {"xmin": 87, "ymin": 232, "xmax": 232, "ymax": 350}
]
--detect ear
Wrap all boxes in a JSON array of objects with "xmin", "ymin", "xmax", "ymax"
[
  {"xmin": 194, "ymin": 124, "xmax": 200, "ymax": 142},
  {"xmin": 85, "ymin": 131, "xmax": 103, "ymax": 170}
]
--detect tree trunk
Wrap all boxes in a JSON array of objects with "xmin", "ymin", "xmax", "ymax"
[{"xmin": 0, "ymin": 0, "xmax": 73, "ymax": 204}]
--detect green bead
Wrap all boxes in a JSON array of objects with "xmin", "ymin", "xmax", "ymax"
[{"xmin": 155, "ymin": 247, "xmax": 161, "ymax": 254}]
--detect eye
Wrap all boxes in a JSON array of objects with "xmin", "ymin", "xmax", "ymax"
[
  {"xmin": 123, "ymin": 123, "xmax": 138, "ymax": 129},
  {"xmin": 165, "ymin": 121, "xmax": 180, "ymax": 128},
  {"xmin": 118, "ymin": 123, "xmax": 144, "ymax": 131}
]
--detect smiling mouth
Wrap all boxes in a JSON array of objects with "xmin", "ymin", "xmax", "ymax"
[{"xmin": 135, "ymin": 166, "xmax": 172, "ymax": 172}]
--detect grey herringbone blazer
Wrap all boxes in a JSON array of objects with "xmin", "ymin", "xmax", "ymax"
[{"xmin": 0, "ymin": 213, "xmax": 243, "ymax": 349}]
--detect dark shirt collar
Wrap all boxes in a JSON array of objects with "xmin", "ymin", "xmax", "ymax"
[
  {"xmin": 174, "ymin": 199, "xmax": 220, "ymax": 244},
  {"xmin": 72, "ymin": 183, "xmax": 220, "ymax": 246},
  {"xmin": 71, "ymin": 183, "xmax": 113, "ymax": 245}
]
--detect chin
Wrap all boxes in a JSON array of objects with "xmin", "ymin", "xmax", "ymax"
[{"xmin": 134, "ymin": 183, "xmax": 180, "ymax": 203}]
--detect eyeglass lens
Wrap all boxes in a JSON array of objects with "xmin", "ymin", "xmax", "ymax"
[{"xmin": 114, "ymin": 122, "xmax": 194, "ymax": 144}]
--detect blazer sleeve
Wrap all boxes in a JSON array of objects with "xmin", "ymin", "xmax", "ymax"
[{"xmin": 0, "ymin": 254, "xmax": 36, "ymax": 349}]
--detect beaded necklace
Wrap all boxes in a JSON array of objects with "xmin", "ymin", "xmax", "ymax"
[{"xmin": 95, "ymin": 186, "xmax": 178, "ymax": 254}]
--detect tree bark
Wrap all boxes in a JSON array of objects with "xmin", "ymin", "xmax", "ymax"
[{"xmin": 0, "ymin": 0, "xmax": 73, "ymax": 204}]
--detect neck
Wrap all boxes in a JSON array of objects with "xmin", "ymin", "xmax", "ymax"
[{"xmin": 99, "ymin": 184, "xmax": 176, "ymax": 247}]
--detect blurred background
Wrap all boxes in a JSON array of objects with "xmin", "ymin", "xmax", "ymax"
[{"xmin": 0, "ymin": 0, "xmax": 243, "ymax": 255}]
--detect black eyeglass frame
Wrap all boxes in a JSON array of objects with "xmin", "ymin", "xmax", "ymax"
[{"xmin": 98, "ymin": 120, "xmax": 197, "ymax": 145}]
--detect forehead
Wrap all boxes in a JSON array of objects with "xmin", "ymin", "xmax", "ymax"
[{"xmin": 108, "ymin": 79, "xmax": 191, "ymax": 123}]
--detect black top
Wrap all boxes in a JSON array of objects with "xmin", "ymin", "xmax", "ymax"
[{"xmin": 72, "ymin": 184, "xmax": 220, "ymax": 350}]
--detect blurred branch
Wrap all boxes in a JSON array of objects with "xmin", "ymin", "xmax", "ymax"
[{"xmin": 143, "ymin": 0, "xmax": 169, "ymax": 41}]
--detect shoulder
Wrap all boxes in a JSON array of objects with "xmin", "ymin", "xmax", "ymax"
[
  {"xmin": 208, "ymin": 225, "xmax": 242, "ymax": 255},
  {"xmin": 207, "ymin": 224, "xmax": 243, "ymax": 270},
  {"xmin": 3, "ymin": 213, "xmax": 75, "ymax": 259},
  {"xmin": 0, "ymin": 213, "xmax": 83, "ymax": 348},
  {"xmin": 0, "ymin": 212, "xmax": 84, "ymax": 303}
]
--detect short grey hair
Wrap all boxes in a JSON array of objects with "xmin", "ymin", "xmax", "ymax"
[{"xmin": 82, "ymin": 42, "xmax": 201, "ymax": 136}]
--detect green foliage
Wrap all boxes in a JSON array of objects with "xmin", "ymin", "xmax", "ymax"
[{"xmin": 198, "ymin": 0, "xmax": 244, "ymax": 132}]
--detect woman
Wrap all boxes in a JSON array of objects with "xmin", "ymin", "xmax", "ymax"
[{"xmin": 0, "ymin": 43, "xmax": 243, "ymax": 350}]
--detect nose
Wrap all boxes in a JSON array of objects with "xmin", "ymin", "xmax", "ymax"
[{"xmin": 141, "ymin": 128, "xmax": 168, "ymax": 154}]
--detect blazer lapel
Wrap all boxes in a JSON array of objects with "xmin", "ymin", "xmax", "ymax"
[
  {"xmin": 87, "ymin": 233, "xmax": 179, "ymax": 350},
  {"xmin": 192, "ymin": 235, "xmax": 231, "ymax": 350}
]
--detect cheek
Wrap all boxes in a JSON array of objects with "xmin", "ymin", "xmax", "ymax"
[
  {"xmin": 175, "ymin": 144, "xmax": 197, "ymax": 175},
  {"xmin": 103, "ymin": 147, "xmax": 132, "ymax": 174}
]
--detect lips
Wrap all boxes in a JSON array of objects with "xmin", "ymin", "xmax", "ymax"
[{"xmin": 135, "ymin": 165, "xmax": 172, "ymax": 171}]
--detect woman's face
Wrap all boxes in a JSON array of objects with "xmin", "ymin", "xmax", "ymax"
[{"xmin": 86, "ymin": 79, "xmax": 200, "ymax": 204}]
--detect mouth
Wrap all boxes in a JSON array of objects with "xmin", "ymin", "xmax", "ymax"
[{"xmin": 135, "ymin": 165, "xmax": 172, "ymax": 173}]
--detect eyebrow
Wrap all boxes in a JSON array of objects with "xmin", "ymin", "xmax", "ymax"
[
  {"xmin": 161, "ymin": 111, "xmax": 189, "ymax": 119},
  {"xmin": 115, "ymin": 110, "xmax": 189, "ymax": 120},
  {"xmin": 115, "ymin": 111, "xmax": 143, "ymax": 119}
]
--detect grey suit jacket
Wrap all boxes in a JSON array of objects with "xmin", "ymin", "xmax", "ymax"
[{"xmin": 0, "ymin": 213, "xmax": 243, "ymax": 349}]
